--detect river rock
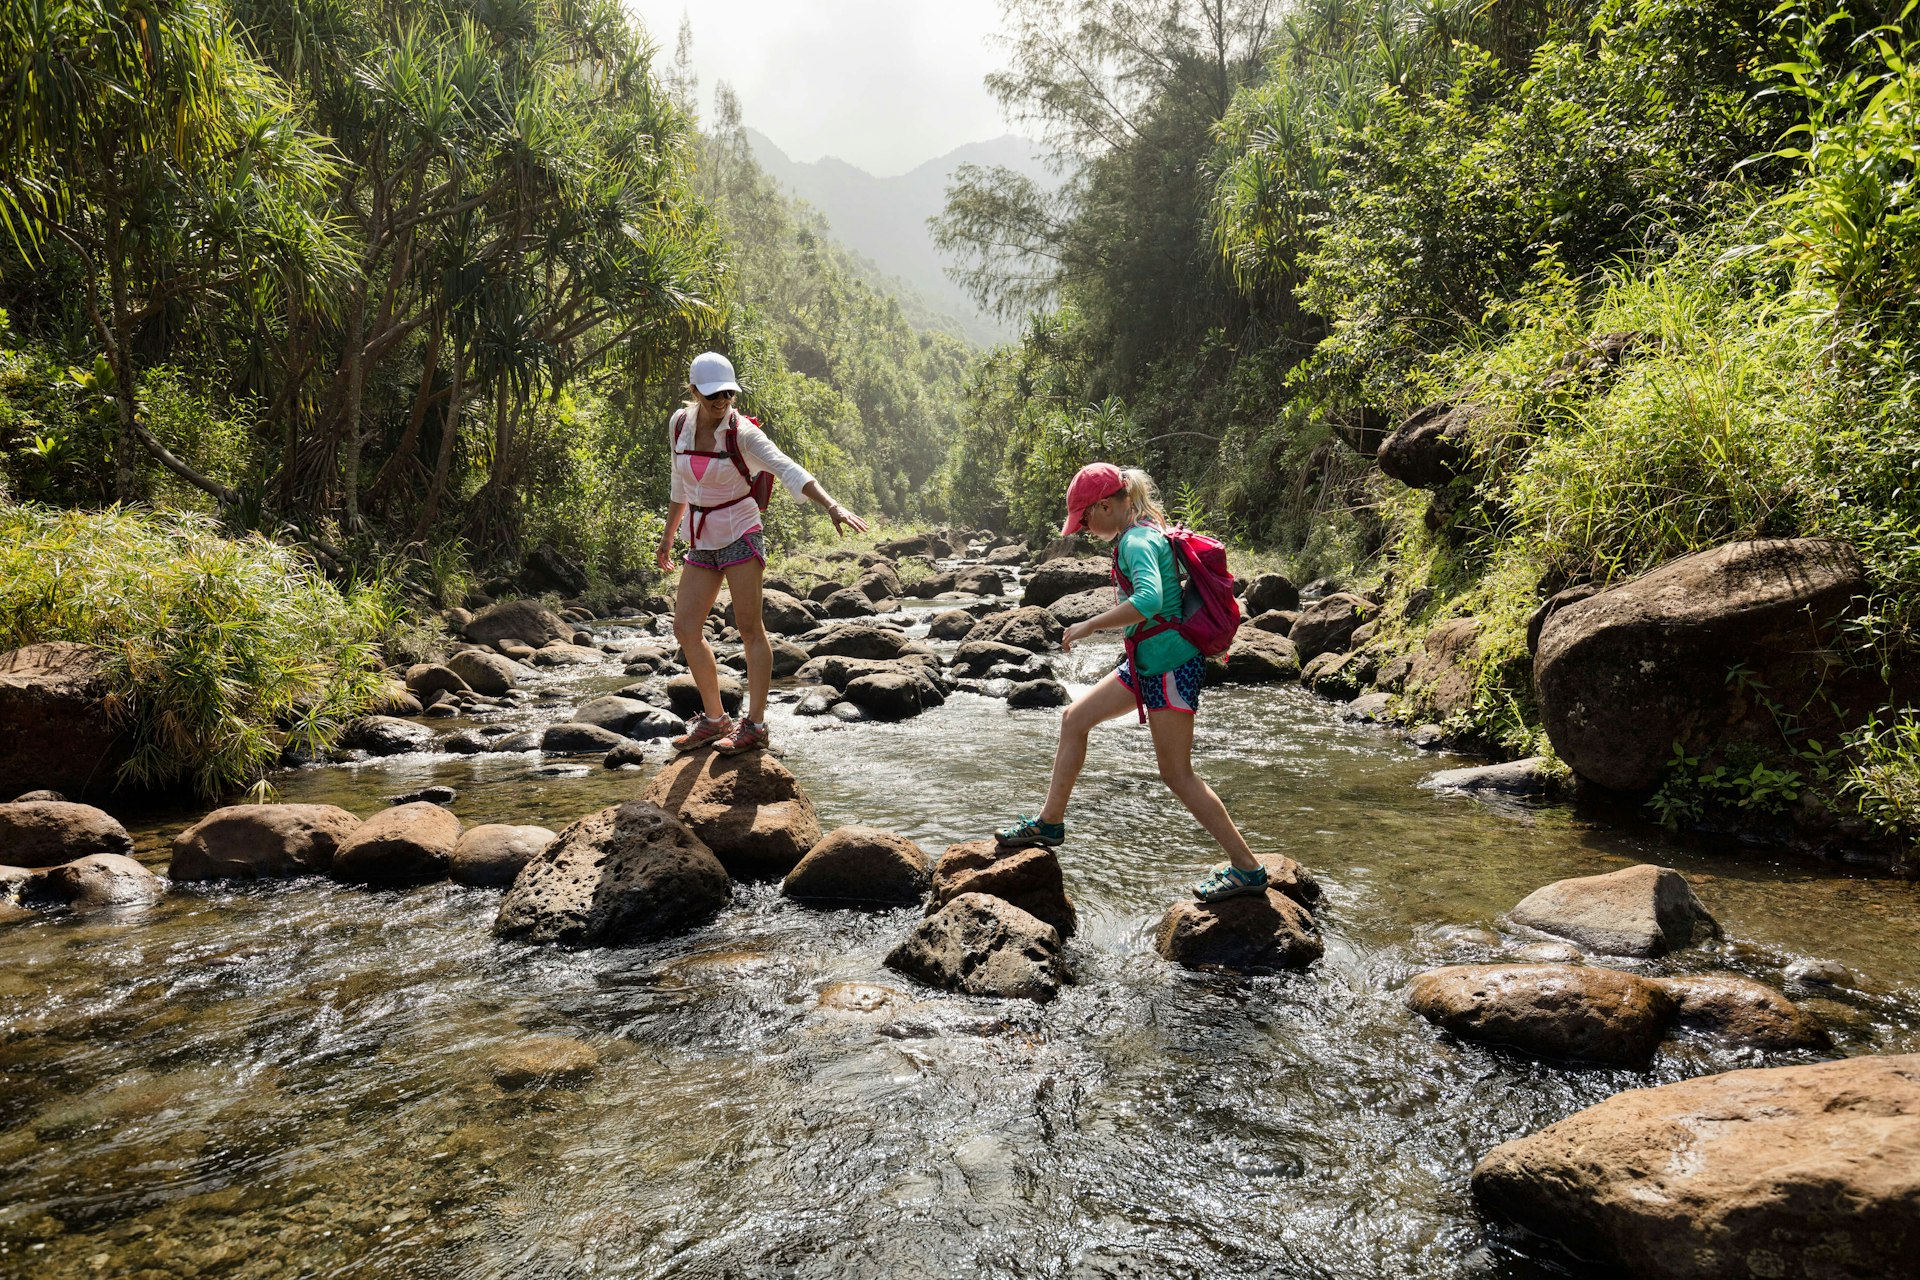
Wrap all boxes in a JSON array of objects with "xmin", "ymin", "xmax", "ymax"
[
  {"xmin": 766, "ymin": 638, "xmax": 809, "ymax": 678},
  {"xmin": 964, "ymin": 606, "xmax": 1065, "ymax": 653},
  {"xmin": 496, "ymin": 638, "xmax": 537, "ymax": 662},
  {"xmin": 1155, "ymin": 858, "xmax": 1323, "ymax": 974},
  {"xmin": 930, "ymin": 838, "xmax": 1077, "ymax": 939},
  {"xmin": 169, "ymin": 803, "xmax": 362, "ymax": 881},
  {"xmin": 330, "ymin": 802, "xmax": 461, "ymax": 885},
  {"xmin": 807, "ymin": 622, "xmax": 921, "ymax": 662},
  {"xmin": 1654, "ymin": 974, "xmax": 1831, "ymax": 1051},
  {"xmin": 1021, "ymin": 558, "xmax": 1110, "ymax": 608},
  {"xmin": 531, "ymin": 642, "xmax": 603, "ymax": 667},
  {"xmin": 1046, "ymin": 588, "xmax": 1113, "ymax": 627},
  {"xmin": 1289, "ymin": 593, "xmax": 1378, "ymax": 661},
  {"xmin": 0, "ymin": 800, "xmax": 135, "ymax": 867},
  {"xmin": 370, "ymin": 680, "xmax": 423, "ymax": 715},
  {"xmin": 539, "ymin": 723, "xmax": 628, "ymax": 756},
  {"xmin": 821, "ymin": 587, "xmax": 879, "ymax": 618},
  {"xmin": 1534, "ymin": 539, "xmax": 1875, "ymax": 792},
  {"xmin": 495, "ymin": 802, "xmax": 730, "ymax": 946},
  {"xmin": 339, "ymin": 716, "xmax": 437, "ymax": 757},
  {"xmin": 663, "ymin": 673, "xmax": 744, "ymax": 717},
  {"xmin": 844, "ymin": 671, "xmax": 925, "ymax": 720},
  {"xmin": 1340, "ymin": 692, "xmax": 1396, "ymax": 724},
  {"xmin": 1509, "ymin": 864, "xmax": 1719, "ymax": 958},
  {"xmin": 758, "ymin": 589, "xmax": 817, "ymax": 635},
  {"xmin": 0, "ymin": 642, "xmax": 131, "ymax": 799},
  {"xmin": 985, "ymin": 543, "xmax": 1029, "ymax": 566},
  {"xmin": 1423, "ymin": 758, "xmax": 1561, "ymax": 799},
  {"xmin": 1376, "ymin": 402, "xmax": 1478, "ymax": 489},
  {"xmin": 1249, "ymin": 609, "xmax": 1297, "ymax": 635},
  {"xmin": 1471, "ymin": 1054, "xmax": 1920, "ymax": 1280},
  {"xmin": 447, "ymin": 649, "xmax": 521, "ymax": 696},
  {"xmin": 451, "ymin": 824, "xmax": 556, "ymax": 888},
  {"xmin": 1402, "ymin": 617, "xmax": 1481, "ymax": 720},
  {"xmin": 487, "ymin": 1035, "xmax": 599, "ymax": 1091},
  {"xmin": 886, "ymin": 892, "xmax": 1066, "ymax": 1002},
  {"xmin": 1207, "ymin": 629, "xmax": 1299, "ymax": 684},
  {"xmin": 464, "ymin": 599, "xmax": 573, "ymax": 649},
  {"xmin": 783, "ymin": 826, "xmax": 932, "ymax": 907},
  {"xmin": 1525, "ymin": 583, "xmax": 1600, "ymax": 654},
  {"xmin": 604, "ymin": 741, "xmax": 649, "ymax": 769},
  {"xmin": 952, "ymin": 640, "xmax": 1036, "ymax": 677},
  {"xmin": 795, "ymin": 656, "xmax": 944, "ymax": 704},
  {"xmin": 520, "ymin": 543, "xmax": 589, "ymax": 597},
  {"xmin": 571, "ymin": 696, "xmax": 678, "ymax": 739},
  {"xmin": 37, "ymin": 853, "xmax": 166, "ymax": 910},
  {"xmin": 1302, "ymin": 648, "xmax": 1376, "ymax": 698},
  {"xmin": 928, "ymin": 609, "xmax": 976, "ymax": 641},
  {"xmin": 1007, "ymin": 679, "xmax": 1069, "ymax": 709},
  {"xmin": 1406, "ymin": 963, "xmax": 1676, "ymax": 1068},
  {"xmin": 404, "ymin": 663, "xmax": 469, "ymax": 697},
  {"xmin": 641, "ymin": 751, "xmax": 820, "ymax": 878},
  {"xmin": 1243, "ymin": 573, "xmax": 1300, "ymax": 615}
]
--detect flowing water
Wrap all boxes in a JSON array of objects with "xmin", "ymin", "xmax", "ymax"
[{"xmin": 4, "ymin": 574, "xmax": 1919, "ymax": 1280}]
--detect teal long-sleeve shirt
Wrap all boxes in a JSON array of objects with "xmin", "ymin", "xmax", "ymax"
[{"xmin": 1115, "ymin": 524, "xmax": 1201, "ymax": 676}]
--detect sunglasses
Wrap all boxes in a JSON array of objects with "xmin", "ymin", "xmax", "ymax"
[{"xmin": 702, "ymin": 388, "xmax": 737, "ymax": 403}]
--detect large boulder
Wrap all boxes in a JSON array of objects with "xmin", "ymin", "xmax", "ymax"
[
  {"xmin": 1206, "ymin": 629, "xmax": 1299, "ymax": 684},
  {"xmin": 329, "ymin": 802, "xmax": 461, "ymax": 885},
  {"xmin": 1406, "ymin": 963, "xmax": 1677, "ymax": 1068},
  {"xmin": 1289, "ymin": 593, "xmax": 1379, "ymax": 662},
  {"xmin": 36, "ymin": 853, "xmax": 166, "ymax": 910},
  {"xmin": 807, "ymin": 622, "xmax": 922, "ymax": 662},
  {"xmin": 782, "ymin": 826, "xmax": 932, "ymax": 907},
  {"xmin": 0, "ymin": 800, "xmax": 134, "ymax": 867},
  {"xmin": 1021, "ymin": 557, "xmax": 1111, "ymax": 608},
  {"xmin": 1376, "ymin": 402, "xmax": 1478, "ymax": 490},
  {"xmin": 451, "ymin": 824, "xmax": 556, "ymax": 888},
  {"xmin": 464, "ymin": 599, "xmax": 573, "ymax": 649},
  {"xmin": 1402, "ymin": 617, "xmax": 1482, "ymax": 720},
  {"xmin": 447, "ymin": 649, "xmax": 521, "ymax": 696},
  {"xmin": 0, "ymin": 643, "xmax": 130, "ymax": 799},
  {"xmin": 927, "ymin": 609, "xmax": 976, "ymax": 641},
  {"xmin": 520, "ymin": 543, "xmax": 589, "ymax": 597},
  {"xmin": 641, "ymin": 751, "xmax": 821, "ymax": 878},
  {"xmin": 495, "ymin": 802, "xmax": 731, "ymax": 946},
  {"xmin": 929, "ymin": 838, "xmax": 1077, "ymax": 939},
  {"xmin": 963, "ymin": 607, "xmax": 1065, "ymax": 653},
  {"xmin": 953, "ymin": 566, "xmax": 1004, "ymax": 597},
  {"xmin": 758, "ymin": 589, "xmax": 818, "ymax": 636},
  {"xmin": 540, "ymin": 723, "xmax": 630, "ymax": 756},
  {"xmin": 1471, "ymin": 1054, "xmax": 1920, "ymax": 1280},
  {"xmin": 1653, "ymin": 974, "xmax": 1830, "ymax": 1051},
  {"xmin": 1243, "ymin": 573, "xmax": 1300, "ymax": 616},
  {"xmin": 338, "ymin": 716, "xmax": 437, "ymax": 757},
  {"xmin": 1154, "ymin": 856, "xmax": 1323, "ymax": 974},
  {"xmin": 820, "ymin": 588, "xmax": 879, "ymax": 619},
  {"xmin": 1509, "ymin": 864, "xmax": 1719, "ymax": 958},
  {"xmin": 1046, "ymin": 588, "xmax": 1113, "ymax": 627},
  {"xmin": 1534, "ymin": 539, "xmax": 1876, "ymax": 792},
  {"xmin": 885, "ymin": 892, "xmax": 1066, "ymax": 1002},
  {"xmin": 404, "ymin": 663, "xmax": 469, "ymax": 696},
  {"xmin": 843, "ymin": 671, "xmax": 927, "ymax": 720},
  {"xmin": 169, "ymin": 803, "xmax": 362, "ymax": 881}
]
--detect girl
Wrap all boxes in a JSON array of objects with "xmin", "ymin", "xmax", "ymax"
[
  {"xmin": 996, "ymin": 462, "xmax": 1269, "ymax": 902},
  {"xmin": 655, "ymin": 351, "xmax": 867, "ymax": 754}
]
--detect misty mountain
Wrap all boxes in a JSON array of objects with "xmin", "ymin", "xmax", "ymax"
[{"xmin": 744, "ymin": 129, "xmax": 1061, "ymax": 346}]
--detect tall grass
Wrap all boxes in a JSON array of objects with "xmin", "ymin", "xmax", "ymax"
[{"xmin": 0, "ymin": 504, "xmax": 398, "ymax": 798}]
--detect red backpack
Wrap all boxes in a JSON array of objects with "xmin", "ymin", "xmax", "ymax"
[
  {"xmin": 1111, "ymin": 525, "xmax": 1243, "ymax": 720},
  {"xmin": 673, "ymin": 408, "xmax": 775, "ymax": 541}
]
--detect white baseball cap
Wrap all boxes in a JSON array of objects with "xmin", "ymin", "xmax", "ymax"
[{"xmin": 690, "ymin": 351, "xmax": 741, "ymax": 396}]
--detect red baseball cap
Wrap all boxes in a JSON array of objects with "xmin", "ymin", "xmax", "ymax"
[{"xmin": 1061, "ymin": 462, "xmax": 1126, "ymax": 535}]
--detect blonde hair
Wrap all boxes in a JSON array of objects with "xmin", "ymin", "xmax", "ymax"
[{"xmin": 1118, "ymin": 467, "xmax": 1167, "ymax": 528}]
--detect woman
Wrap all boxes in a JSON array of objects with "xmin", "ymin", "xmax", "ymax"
[
  {"xmin": 654, "ymin": 351, "xmax": 867, "ymax": 754},
  {"xmin": 996, "ymin": 462, "xmax": 1269, "ymax": 902}
]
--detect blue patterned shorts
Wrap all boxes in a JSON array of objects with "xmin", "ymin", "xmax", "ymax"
[
  {"xmin": 1116, "ymin": 652, "xmax": 1206, "ymax": 715},
  {"xmin": 683, "ymin": 529, "xmax": 765, "ymax": 571}
]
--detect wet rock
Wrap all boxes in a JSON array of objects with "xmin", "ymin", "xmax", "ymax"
[
  {"xmin": 1403, "ymin": 617, "xmax": 1481, "ymax": 720},
  {"xmin": 928, "ymin": 609, "xmax": 976, "ymax": 641},
  {"xmin": 1406, "ymin": 963, "xmax": 1676, "ymax": 1068},
  {"xmin": 1045, "ymin": 588, "xmax": 1113, "ymax": 628},
  {"xmin": 1243, "ymin": 573, "xmax": 1300, "ymax": 615},
  {"xmin": 1248, "ymin": 609, "xmax": 1297, "ymax": 636},
  {"xmin": 604, "ymin": 741, "xmax": 649, "ymax": 769},
  {"xmin": 1786, "ymin": 957, "xmax": 1852, "ymax": 988},
  {"xmin": 1423, "ymin": 757, "xmax": 1560, "ymax": 799},
  {"xmin": 886, "ymin": 892, "xmax": 1066, "ymax": 1002},
  {"xmin": 0, "ymin": 800, "xmax": 135, "ymax": 867},
  {"xmin": 783, "ymin": 826, "xmax": 932, "ymax": 907},
  {"xmin": 952, "ymin": 640, "xmax": 1036, "ymax": 677},
  {"xmin": 9, "ymin": 789, "xmax": 64, "ymax": 803},
  {"xmin": 984, "ymin": 544, "xmax": 1029, "ymax": 566},
  {"xmin": 1376, "ymin": 402, "xmax": 1478, "ymax": 489},
  {"xmin": 1155, "ymin": 884, "xmax": 1322, "ymax": 974},
  {"xmin": 964, "ymin": 606, "xmax": 1065, "ymax": 653},
  {"xmin": 1302, "ymin": 648, "xmax": 1375, "ymax": 698},
  {"xmin": 488, "ymin": 1035, "xmax": 599, "ymax": 1091},
  {"xmin": 1525, "ymin": 583, "xmax": 1600, "ymax": 654},
  {"xmin": 769, "ymin": 638, "xmax": 811, "ymax": 678},
  {"xmin": 339, "ymin": 716, "xmax": 437, "ymax": 757},
  {"xmin": 404, "ymin": 663, "xmax": 469, "ymax": 696},
  {"xmin": 388, "ymin": 785, "xmax": 456, "ymax": 807},
  {"xmin": 330, "ymin": 802, "xmax": 461, "ymax": 885},
  {"xmin": 0, "ymin": 642, "xmax": 131, "ymax": 800},
  {"xmin": 1471, "ymin": 1054, "xmax": 1920, "ymax": 1280},
  {"xmin": 495, "ymin": 801, "xmax": 731, "ymax": 946},
  {"xmin": 1509, "ymin": 864, "xmax": 1719, "ymax": 958},
  {"xmin": 844, "ymin": 671, "xmax": 925, "ymax": 720},
  {"xmin": 1340, "ymin": 692, "xmax": 1396, "ymax": 724},
  {"xmin": 540, "ymin": 723, "xmax": 629, "ymax": 756},
  {"xmin": 490, "ymin": 730, "xmax": 543, "ymax": 753},
  {"xmin": 1289, "ymin": 593, "xmax": 1379, "ymax": 662},
  {"xmin": 807, "ymin": 622, "xmax": 923, "ymax": 662},
  {"xmin": 953, "ymin": 566, "xmax": 1004, "ymax": 596},
  {"xmin": 930, "ymin": 838, "xmax": 1077, "ymax": 939},
  {"xmin": 821, "ymin": 587, "xmax": 878, "ymax": 619},
  {"xmin": 758, "ymin": 589, "xmax": 818, "ymax": 636},
  {"xmin": 371, "ymin": 680, "xmax": 423, "ymax": 715},
  {"xmin": 1007, "ymin": 679, "xmax": 1069, "ymax": 709},
  {"xmin": 169, "ymin": 804, "xmax": 361, "ymax": 881},
  {"xmin": 1407, "ymin": 723, "xmax": 1449, "ymax": 750},
  {"xmin": 1534, "ymin": 539, "xmax": 1873, "ymax": 792},
  {"xmin": 795, "ymin": 655, "xmax": 944, "ymax": 704},
  {"xmin": 1021, "ymin": 558, "xmax": 1110, "ymax": 608},
  {"xmin": 421, "ymin": 701, "xmax": 459, "ymax": 719},
  {"xmin": 641, "ymin": 750, "xmax": 821, "ymax": 878},
  {"xmin": 1206, "ymin": 629, "xmax": 1300, "ymax": 684},
  {"xmin": 451, "ymin": 824, "xmax": 556, "ymax": 888},
  {"xmin": 1511, "ymin": 941, "xmax": 1584, "ymax": 964},
  {"xmin": 794, "ymin": 689, "xmax": 838, "ymax": 717},
  {"xmin": 663, "ymin": 673, "xmax": 743, "ymax": 717},
  {"xmin": 447, "ymin": 649, "xmax": 521, "ymax": 696},
  {"xmin": 531, "ymin": 642, "xmax": 603, "ymax": 667},
  {"xmin": 1654, "ymin": 974, "xmax": 1831, "ymax": 1051},
  {"xmin": 828, "ymin": 700, "xmax": 871, "ymax": 722},
  {"xmin": 571, "ymin": 695, "xmax": 671, "ymax": 737},
  {"xmin": 464, "ymin": 599, "xmax": 573, "ymax": 649},
  {"xmin": 38, "ymin": 853, "xmax": 165, "ymax": 910}
]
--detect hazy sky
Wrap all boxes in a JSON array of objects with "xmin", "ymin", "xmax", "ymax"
[{"xmin": 623, "ymin": 0, "xmax": 1013, "ymax": 176}]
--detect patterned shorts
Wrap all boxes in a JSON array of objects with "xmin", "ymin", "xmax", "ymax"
[
  {"xmin": 1116, "ymin": 652, "xmax": 1206, "ymax": 715},
  {"xmin": 683, "ymin": 529, "xmax": 766, "ymax": 571}
]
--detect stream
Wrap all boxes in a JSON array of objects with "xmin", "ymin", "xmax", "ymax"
[{"xmin": 4, "ymin": 559, "xmax": 1919, "ymax": 1279}]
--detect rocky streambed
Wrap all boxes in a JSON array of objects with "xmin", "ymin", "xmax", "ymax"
[{"xmin": 3, "ymin": 536, "xmax": 1919, "ymax": 1278}]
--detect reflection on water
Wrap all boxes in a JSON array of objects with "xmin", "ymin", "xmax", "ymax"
[{"xmin": 3, "ymin": 601, "xmax": 1918, "ymax": 1279}]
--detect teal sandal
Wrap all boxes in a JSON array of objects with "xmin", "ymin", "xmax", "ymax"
[
  {"xmin": 996, "ymin": 815, "xmax": 1065, "ymax": 849},
  {"xmin": 1194, "ymin": 863, "xmax": 1269, "ymax": 902}
]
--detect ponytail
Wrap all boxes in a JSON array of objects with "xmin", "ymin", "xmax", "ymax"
[{"xmin": 1120, "ymin": 468, "xmax": 1167, "ymax": 528}]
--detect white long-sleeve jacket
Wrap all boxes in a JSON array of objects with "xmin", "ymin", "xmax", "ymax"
[{"xmin": 667, "ymin": 408, "xmax": 816, "ymax": 549}]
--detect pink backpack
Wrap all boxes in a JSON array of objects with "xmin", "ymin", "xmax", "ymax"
[{"xmin": 1112, "ymin": 525, "xmax": 1243, "ymax": 718}]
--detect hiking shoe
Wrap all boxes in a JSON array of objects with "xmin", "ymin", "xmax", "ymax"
[
  {"xmin": 996, "ymin": 815, "xmax": 1065, "ymax": 848},
  {"xmin": 1194, "ymin": 863, "xmax": 1269, "ymax": 903},
  {"xmin": 672, "ymin": 713, "xmax": 732, "ymax": 753},
  {"xmin": 714, "ymin": 717, "xmax": 769, "ymax": 755}
]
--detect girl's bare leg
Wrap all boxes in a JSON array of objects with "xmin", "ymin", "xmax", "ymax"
[
  {"xmin": 1148, "ymin": 708, "xmax": 1260, "ymax": 871},
  {"xmin": 722, "ymin": 556, "xmax": 771, "ymax": 722},
  {"xmin": 672, "ymin": 563, "xmax": 729, "ymax": 720},
  {"xmin": 1038, "ymin": 672, "xmax": 1139, "ymax": 824}
]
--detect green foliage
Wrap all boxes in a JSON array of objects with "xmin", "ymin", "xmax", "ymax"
[
  {"xmin": 0, "ymin": 503, "xmax": 394, "ymax": 797},
  {"xmin": 1843, "ymin": 712, "xmax": 1920, "ymax": 850}
]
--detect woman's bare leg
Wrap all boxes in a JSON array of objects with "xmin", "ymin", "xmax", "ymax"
[
  {"xmin": 722, "ymin": 556, "xmax": 771, "ymax": 722},
  {"xmin": 1148, "ymin": 709, "xmax": 1259, "ymax": 870},
  {"xmin": 1037, "ymin": 672, "xmax": 1139, "ymax": 824},
  {"xmin": 672, "ymin": 563, "xmax": 729, "ymax": 720}
]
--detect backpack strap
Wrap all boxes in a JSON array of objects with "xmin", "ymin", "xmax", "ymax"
[{"xmin": 723, "ymin": 415, "xmax": 753, "ymax": 483}]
